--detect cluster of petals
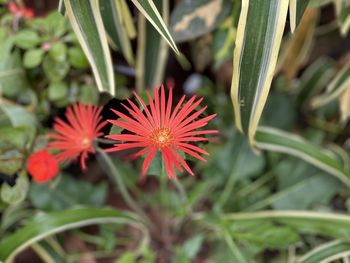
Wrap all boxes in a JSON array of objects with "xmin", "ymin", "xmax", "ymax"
[
  {"xmin": 106, "ymin": 86, "xmax": 218, "ymax": 179},
  {"xmin": 47, "ymin": 103, "xmax": 106, "ymax": 170},
  {"xmin": 8, "ymin": 1, "xmax": 34, "ymax": 18},
  {"xmin": 27, "ymin": 150, "xmax": 58, "ymax": 183}
]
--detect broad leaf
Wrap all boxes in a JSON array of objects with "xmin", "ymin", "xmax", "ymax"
[
  {"xmin": 64, "ymin": 0, "xmax": 115, "ymax": 94},
  {"xmin": 230, "ymin": 0, "xmax": 289, "ymax": 144},
  {"xmin": 255, "ymin": 127, "xmax": 350, "ymax": 187}
]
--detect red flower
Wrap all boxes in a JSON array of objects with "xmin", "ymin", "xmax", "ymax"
[
  {"xmin": 27, "ymin": 150, "xmax": 59, "ymax": 183},
  {"xmin": 8, "ymin": 1, "xmax": 34, "ymax": 19},
  {"xmin": 48, "ymin": 103, "xmax": 107, "ymax": 170},
  {"xmin": 106, "ymin": 86, "xmax": 218, "ymax": 179}
]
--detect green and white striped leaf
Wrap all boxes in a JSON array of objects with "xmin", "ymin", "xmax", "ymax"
[
  {"xmin": 100, "ymin": 0, "xmax": 135, "ymax": 66},
  {"xmin": 169, "ymin": 0, "xmax": 232, "ymax": 43},
  {"xmin": 130, "ymin": 0, "xmax": 179, "ymax": 54},
  {"xmin": 0, "ymin": 207, "xmax": 145, "ymax": 262},
  {"xmin": 289, "ymin": 0, "xmax": 311, "ymax": 33},
  {"xmin": 299, "ymin": 240, "xmax": 350, "ymax": 263},
  {"xmin": 310, "ymin": 59, "xmax": 350, "ymax": 109},
  {"xmin": 297, "ymin": 57, "xmax": 335, "ymax": 106},
  {"xmin": 58, "ymin": 0, "xmax": 65, "ymax": 15},
  {"xmin": 223, "ymin": 210, "xmax": 350, "ymax": 239},
  {"xmin": 230, "ymin": 0, "xmax": 289, "ymax": 144},
  {"xmin": 334, "ymin": 0, "xmax": 350, "ymax": 35},
  {"xmin": 255, "ymin": 126, "xmax": 350, "ymax": 187},
  {"xmin": 64, "ymin": 0, "xmax": 115, "ymax": 95},
  {"xmin": 136, "ymin": 0, "xmax": 169, "ymax": 90}
]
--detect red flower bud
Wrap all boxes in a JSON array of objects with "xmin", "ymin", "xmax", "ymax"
[{"xmin": 27, "ymin": 150, "xmax": 59, "ymax": 183}]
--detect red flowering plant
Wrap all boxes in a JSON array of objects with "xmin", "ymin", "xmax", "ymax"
[
  {"xmin": 8, "ymin": 1, "xmax": 34, "ymax": 19},
  {"xmin": 106, "ymin": 85, "xmax": 218, "ymax": 179},
  {"xmin": 27, "ymin": 150, "xmax": 58, "ymax": 183}
]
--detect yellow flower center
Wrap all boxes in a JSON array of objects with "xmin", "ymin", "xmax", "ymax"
[
  {"xmin": 149, "ymin": 127, "xmax": 174, "ymax": 148},
  {"xmin": 81, "ymin": 136, "xmax": 91, "ymax": 149}
]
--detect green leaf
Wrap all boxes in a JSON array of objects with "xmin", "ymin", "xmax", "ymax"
[
  {"xmin": 310, "ymin": 59, "xmax": 350, "ymax": 109},
  {"xmin": 64, "ymin": 0, "xmax": 115, "ymax": 95},
  {"xmin": 299, "ymin": 240, "xmax": 350, "ymax": 263},
  {"xmin": 116, "ymin": 252, "xmax": 136, "ymax": 263},
  {"xmin": 223, "ymin": 210, "xmax": 350, "ymax": 240},
  {"xmin": 14, "ymin": 30, "xmax": 40, "ymax": 49},
  {"xmin": 130, "ymin": 0, "xmax": 179, "ymax": 54},
  {"xmin": 136, "ymin": 0, "xmax": 169, "ymax": 90},
  {"xmin": 23, "ymin": 49, "xmax": 45, "ymax": 68},
  {"xmin": 255, "ymin": 127, "xmax": 350, "ymax": 188},
  {"xmin": 1, "ymin": 172, "xmax": 29, "ymax": 205},
  {"xmin": 0, "ymin": 104, "xmax": 36, "ymax": 128},
  {"xmin": 48, "ymin": 82, "xmax": 68, "ymax": 101},
  {"xmin": 42, "ymin": 55, "xmax": 70, "ymax": 82},
  {"xmin": 297, "ymin": 57, "xmax": 335, "ymax": 106},
  {"xmin": 99, "ymin": 0, "xmax": 135, "ymax": 66},
  {"xmin": 45, "ymin": 12, "xmax": 67, "ymax": 37},
  {"xmin": 289, "ymin": 0, "xmax": 311, "ymax": 32},
  {"xmin": 170, "ymin": 0, "xmax": 232, "ymax": 42},
  {"xmin": 0, "ymin": 207, "xmax": 144, "ymax": 262},
  {"xmin": 230, "ymin": 0, "xmax": 289, "ymax": 144},
  {"xmin": 49, "ymin": 42, "xmax": 67, "ymax": 62},
  {"xmin": 29, "ymin": 174, "xmax": 107, "ymax": 211},
  {"xmin": 0, "ymin": 51, "xmax": 29, "ymax": 97},
  {"xmin": 68, "ymin": 47, "xmax": 89, "ymax": 68}
]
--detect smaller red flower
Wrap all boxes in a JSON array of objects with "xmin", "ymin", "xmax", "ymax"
[
  {"xmin": 8, "ymin": 1, "xmax": 34, "ymax": 19},
  {"xmin": 27, "ymin": 150, "xmax": 59, "ymax": 183},
  {"xmin": 48, "ymin": 103, "xmax": 107, "ymax": 170}
]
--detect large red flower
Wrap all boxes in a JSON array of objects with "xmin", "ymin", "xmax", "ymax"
[
  {"xmin": 48, "ymin": 103, "xmax": 106, "ymax": 170},
  {"xmin": 106, "ymin": 86, "xmax": 218, "ymax": 179},
  {"xmin": 27, "ymin": 150, "xmax": 59, "ymax": 183}
]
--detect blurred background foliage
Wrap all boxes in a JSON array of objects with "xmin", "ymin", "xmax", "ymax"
[{"xmin": 1, "ymin": 0, "xmax": 350, "ymax": 262}]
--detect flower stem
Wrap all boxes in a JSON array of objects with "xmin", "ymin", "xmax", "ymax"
[
  {"xmin": 216, "ymin": 168, "xmax": 237, "ymax": 209},
  {"xmin": 96, "ymin": 148, "xmax": 152, "ymax": 227}
]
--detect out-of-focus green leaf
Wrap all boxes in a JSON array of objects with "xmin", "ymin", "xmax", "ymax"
[
  {"xmin": 230, "ymin": 221, "xmax": 300, "ymax": 249},
  {"xmin": 0, "ymin": 207, "xmax": 145, "ymax": 262},
  {"xmin": 42, "ymin": 55, "xmax": 70, "ymax": 82},
  {"xmin": 31, "ymin": 240, "xmax": 66, "ymax": 263},
  {"xmin": 64, "ymin": 0, "xmax": 115, "ymax": 95},
  {"xmin": 297, "ymin": 57, "xmax": 335, "ymax": 106},
  {"xmin": 49, "ymin": 42, "xmax": 67, "ymax": 62},
  {"xmin": 311, "ymin": 59, "xmax": 350, "ymax": 109},
  {"xmin": 14, "ymin": 30, "xmax": 40, "ymax": 49},
  {"xmin": 0, "ymin": 51, "xmax": 29, "ymax": 97},
  {"xmin": 1, "ymin": 172, "xmax": 29, "ymax": 205},
  {"xmin": 58, "ymin": 0, "xmax": 66, "ymax": 15},
  {"xmin": 0, "ymin": 104, "xmax": 36, "ymax": 128},
  {"xmin": 278, "ymin": 8, "xmax": 317, "ymax": 80},
  {"xmin": 23, "ymin": 49, "xmax": 45, "ymax": 68},
  {"xmin": 230, "ymin": 0, "xmax": 289, "ymax": 144},
  {"xmin": 29, "ymin": 174, "xmax": 107, "ymax": 211},
  {"xmin": 116, "ymin": 252, "xmax": 136, "ymax": 263},
  {"xmin": 48, "ymin": 82, "xmax": 68, "ymax": 101},
  {"xmin": 223, "ymin": 210, "xmax": 350, "ymax": 239},
  {"xmin": 68, "ymin": 47, "xmax": 88, "ymax": 68},
  {"xmin": 136, "ymin": 0, "xmax": 169, "ymax": 90},
  {"xmin": 100, "ymin": 0, "xmax": 135, "ymax": 66},
  {"xmin": 255, "ymin": 127, "xmax": 350, "ymax": 187},
  {"xmin": 298, "ymin": 240, "xmax": 350, "ymax": 263},
  {"xmin": 289, "ymin": 0, "xmax": 311, "ymax": 33},
  {"xmin": 130, "ymin": 0, "xmax": 179, "ymax": 54},
  {"xmin": 170, "ymin": 0, "xmax": 232, "ymax": 42}
]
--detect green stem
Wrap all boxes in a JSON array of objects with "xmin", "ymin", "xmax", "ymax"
[
  {"xmin": 216, "ymin": 168, "xmax": 237, "ymax": 209},
  {"xmin": 236, "ymin": 171, "xmax": 274, "ymax": 198},
  {"xmin": 172, "ymin": 178, "xmax": 188, "ymax": 203},
  {"xmin": 223, "ymin": 231, "xmax": 246, "ymax": 263},
  {"xmin": 96, "ymin": 148, "xmax": 152, "ymax": 227}
]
